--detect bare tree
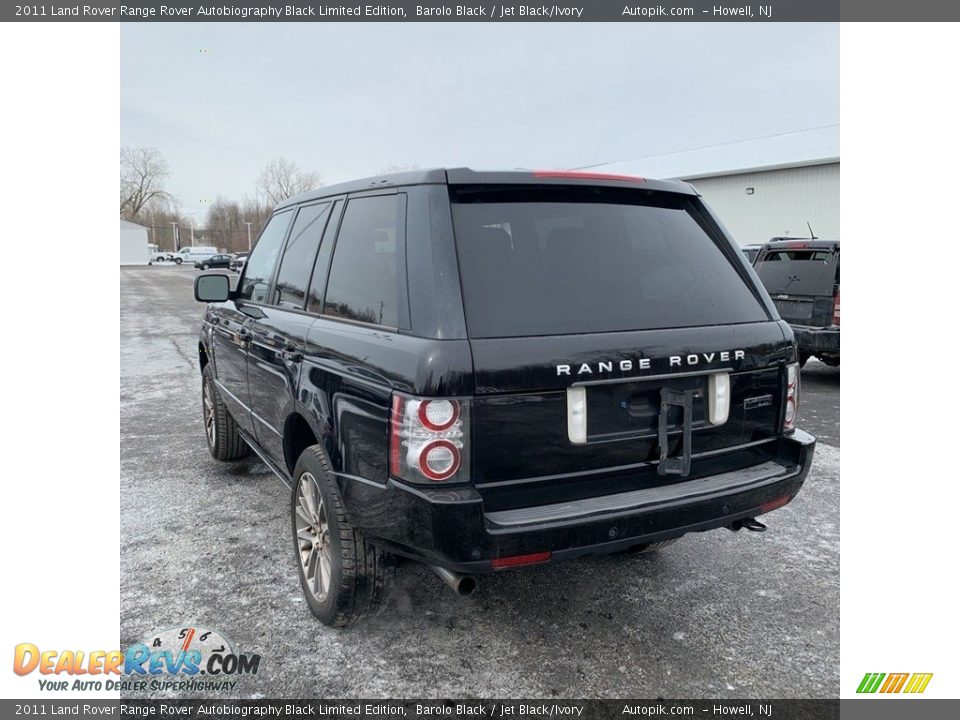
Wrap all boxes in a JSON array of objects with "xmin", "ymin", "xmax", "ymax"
[
  {"xmin": 375, "ymin": 162, "xmax": 421, "ymax": 176},
  {"xmin": 138, "ymin": 205, "xmax": 192, "ymax": 252},
  {"xmin": 256, "ymin": 157, "xmax": 321, "ymax": 205},
  {"xmin": 120, "ymin": 147, "xmax": 173, "ymax": 220}
]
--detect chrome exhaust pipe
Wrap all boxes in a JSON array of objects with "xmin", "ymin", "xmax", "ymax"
[{"xmin": 431, "ymin": 565, "xmax": 478, "ymax": 596}]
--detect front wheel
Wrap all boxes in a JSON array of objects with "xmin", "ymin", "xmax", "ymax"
[
  {"xmin": 291, "ymin": 446, "xmax": 391, "ymax": 626},
  {"xmin": 201, "ymin": 364, "xmax": 248, "ymax": 460},
  {"xmin": 175, "ymin": 258, "xmax": 182, "ymax": 265}
]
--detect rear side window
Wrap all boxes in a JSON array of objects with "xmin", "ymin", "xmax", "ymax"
[
  {"xmin": 239, "ymin": 211, "xmax": 291, "ymax": 303},
  {"xmin": 273, "ymin": 202, "xmax": 331, "ymax": 309},
  {"xmin": 450, "ymin": 188, "xmax": 767, "ymax": 338},
  {"xmin": 323, "ymin": 195, "xmax": 403, "ymax": 328}
]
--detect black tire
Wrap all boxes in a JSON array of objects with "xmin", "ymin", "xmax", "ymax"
[
  {"xmin": 822, "ymin": 356, "xmax": 840, "ymax": 367},
  {"xmin": 157, "ymin": 257, "xmax": 164, "ymax": 263},
  {"xmin": 291, "ymin": 445, "xmax": 391, "ymax": 626},
  {"xmin": 175, "ymin": 258, "xmax": 182, "ymax": 265},
  {"xmin": 201, "ymin": 364, "xmax": 248, "ymax": 460},
  {"xmin": 798, "ymin": 353, "xmax": 811, "ymax": 368},
  {"xmin": 616, "ymin": 538, "xmax": 680, "ymax": 555},
  {"xmin": 201, "ymin": 264, "xmax": 208, "ymax": 270}
]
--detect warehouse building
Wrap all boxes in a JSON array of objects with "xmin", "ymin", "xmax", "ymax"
[
  {"xmin": 120, "ymin": 218, "xmax": 150, "ymax": 265},
  {"xmin": 588, "ymin": 125, "xmax": 839, "ymax": 246}
]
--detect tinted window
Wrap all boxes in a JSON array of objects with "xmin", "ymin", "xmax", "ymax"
[
  {"xmin": 758, "ymin": 250, "xmax": 831, "ymax": 262},
  {"xmin": 273, "ymin": 202, "xmax": 331, "ymax": 308},
  {"xmin": 451, "ymin": 188, "xmax": 767, "ymax": 338},
  {"xmin": 306, "ymin": 200, "xmax": 343, "ymax": 314},
  {"xmin": 238, "ymin": 211, "xmax": 291, "ymax": 302},
  {"xmin": 323, "ymin": 195, "xmax": 402, "ymax": 327}
]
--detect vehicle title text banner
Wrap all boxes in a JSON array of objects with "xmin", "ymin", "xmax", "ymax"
[{"xmin": 7, "ymin": 0, "xmax": 960, "ymax": 22}]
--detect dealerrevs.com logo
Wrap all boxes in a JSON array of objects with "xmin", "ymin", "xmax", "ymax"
[
  {"xmin": 13, "ymin": 626, "xmax": 260, "ymax": 693},
  {"xmin": 856, "ymin": 672, "xmax": 933, "ymax": 694}
]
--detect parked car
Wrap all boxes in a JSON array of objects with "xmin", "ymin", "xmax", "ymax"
[
  {"xmin": 754, "ymin": 238, "xmax": 839, "ymax": 367},
  {"xmin": 740, "ymin": 244, "xmax": 763, "ymax": 264},
  {"xmin": 230, "ymin": 252, "xmax": 249, "ymax": 272},
  {"xmin": 194, "ymin": 254, "xmax": 233, "ymax": 270},
  {"xmin": 194, "ymin": 168, "xmax": 815, "ymax": 626},
  {"xmin": 173, "ymin": 246, "xmax": 218, "ymax": 265}
]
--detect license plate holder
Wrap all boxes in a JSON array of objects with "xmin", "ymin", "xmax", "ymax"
[{"xmin": 657, "ymin": 387, "xmax": 694, "ymax": 476}]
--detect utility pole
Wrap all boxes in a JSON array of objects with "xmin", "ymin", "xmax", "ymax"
[
  {"xmin": 170, "ymin": 222, "xmax": 179, "ymax": 252},
  {"xmin": 244, "ymin": 221, "xmax": 253, "ymax": 251},
  {"xmin": 189, "ymin": 224, "xmax": 195, "ymax": 246}
]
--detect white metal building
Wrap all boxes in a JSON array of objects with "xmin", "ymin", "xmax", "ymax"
[
  {"xmin": 120, "ymin": 218, "xmax": 150, "ymax": 265},
  {"xmin": 588, "ymin": 126, "xmax": 840, "ymax": 246}
]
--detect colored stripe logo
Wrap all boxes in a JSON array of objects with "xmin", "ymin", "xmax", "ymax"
[{"xmin": 857, "ymin": 672, "xmax": 933, "ymax": 694}]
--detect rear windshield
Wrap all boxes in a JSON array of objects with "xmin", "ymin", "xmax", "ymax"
[
  {"xmin": 450, "ymin": 187, "xmax": 767, "ymax": 338},
  {"xmin": 758, "ymin": 250, "xmax": 832, "ymax": 262},
  {"xmin": 755, "ymin": 247, "xmax": 839, "ymax": 294}
]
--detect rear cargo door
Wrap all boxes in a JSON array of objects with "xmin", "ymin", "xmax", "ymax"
[
  {"xmin": 755, "ymin": 247, "xmax": 839, "ymax": 326},
  {"xmin": 449, "ymin": 184, "xmax": 791, "ymax": 505}
]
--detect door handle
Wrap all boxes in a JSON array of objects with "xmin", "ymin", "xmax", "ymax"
[{"xmin": 281, "ymin": 342, "xmax": 303, "ymax": 363}]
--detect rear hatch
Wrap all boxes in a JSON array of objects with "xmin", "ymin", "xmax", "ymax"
[
  {"xmin": 754, "ymin": 243, "xmax": 839, "ymax": 327},
  {"xmin": 449, "ymin": 180, "xmax": 792, "ymax": 512}
]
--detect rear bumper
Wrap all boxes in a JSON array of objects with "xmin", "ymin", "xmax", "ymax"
[
  {"xmin": 791, "ymin": 325, "xmax": 840, "ymax": 357},
  {"xmin": 337, "ymin": 430, "xmax": 816, "ymax": 573}
]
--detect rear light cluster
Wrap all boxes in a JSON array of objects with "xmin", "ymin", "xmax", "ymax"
[
  {"xmin": 833, "ymin": 288, "xmax": 840, "ymax": 326},
  {"xmin": 390, "ymin": 393, "xmax": 469, "ymax": 484},
  {"xmin": 783, "ymin": 363, "xmax": 799, "ymax": 432}
]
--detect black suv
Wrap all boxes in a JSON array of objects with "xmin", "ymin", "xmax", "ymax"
[
  {"xmin": 194, "ymin": 168, "xmax": 815, "ymax": 626},
  {"xmin": 754, "ymin": 238, "xmax": 840, "ymax": 367}
]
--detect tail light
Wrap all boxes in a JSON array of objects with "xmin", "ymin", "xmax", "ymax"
[
  {"xmin": 783, "ymin": 363, "xmax": 799, "ymax": 432},
  {"xmin": 390, "ymin": 393, "xmax": 469, "ymax": 484},
  {"xmin": 832, "ymin": 288, "xmax": 840, "ymax": 326}
]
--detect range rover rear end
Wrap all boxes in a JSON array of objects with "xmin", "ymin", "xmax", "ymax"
[{"xmin": 353, "ymin": 169, "xmax": 815, "ymax": 574}]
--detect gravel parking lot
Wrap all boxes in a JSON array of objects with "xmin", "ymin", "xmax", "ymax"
[{"xmin": 120, "ymin": 265, "xmax": 839, "ymax": 699}]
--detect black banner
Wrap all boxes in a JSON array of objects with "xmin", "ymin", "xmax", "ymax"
[
  {"xmin": 2, "ymin": 699, "xmax": 842, "ymax": 719},
  {"xmin": 6, "ymin": 0, "xmax": 960, "ymax": 22}
]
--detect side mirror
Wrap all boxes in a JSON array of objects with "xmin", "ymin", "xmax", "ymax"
[{"xmin": 194, "ymin": 274, "xmax": 231, "ymax": 303}]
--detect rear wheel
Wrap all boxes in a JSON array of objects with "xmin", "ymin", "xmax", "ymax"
[
  {"xmin": 201, "ymin": 263, "xmax": 209, "ymax": 270},
  {"xmin": 291, "ymin": 446, "xmax": 391, "ymax": 626},
  {"xmin": 201, "ymin": 364, "xmax": 248, "ymax": 460}
]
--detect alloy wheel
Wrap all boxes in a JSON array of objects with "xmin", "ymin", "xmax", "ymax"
[
  {"xmin": 295, "ymin": 472, "xmax": 332, "ymax": 602},
  {"xmin": 202, "ymin": 380, "xmax": 216, "ymax": 446}
]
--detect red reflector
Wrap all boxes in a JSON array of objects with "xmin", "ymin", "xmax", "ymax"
[
  {"xmin": 491, "ymin": 551, "xmax": 552, "ymax": 570},
  {"xmin": 389, "ymin": 394, "xmax": 403, "ymax": 477},
  {"xmin": 532, "ymin": 170, "xmax": 645, "ymax": 183},
  {"xmin": 785, "ymin": 241, "xmax": 808, "ymax": 249},
  {"xmin": 760, "ymin": 495, "xmax": 791, "ymax": 514}
]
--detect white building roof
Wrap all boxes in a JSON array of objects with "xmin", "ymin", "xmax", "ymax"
[
  {"xmin": 584, "ymin": 124, "xmax": 839, "ymax": 181},
  {"xmin": 120, "ymin": 218, "xmax": 149, "ymax": 229}
]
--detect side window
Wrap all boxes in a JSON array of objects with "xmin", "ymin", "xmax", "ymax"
[
  {"xmin": 238, "ymin": 211, "xmax": 291, "ymax": 302},
  {"xmin": 323, "ymin": 195, "xmax": 402, "ymax": 327},
  {"xmin": 273, "ymin": 202, "xmax": 332, "ymax": 308},
  {"xmin": 306, "ymin": 200, "xmax": 343, "ymax": 314}
]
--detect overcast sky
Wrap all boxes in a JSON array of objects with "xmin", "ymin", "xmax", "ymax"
[{"xmin": 121, "ymin": 23, "xmax": 838, "ymax": 221}]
